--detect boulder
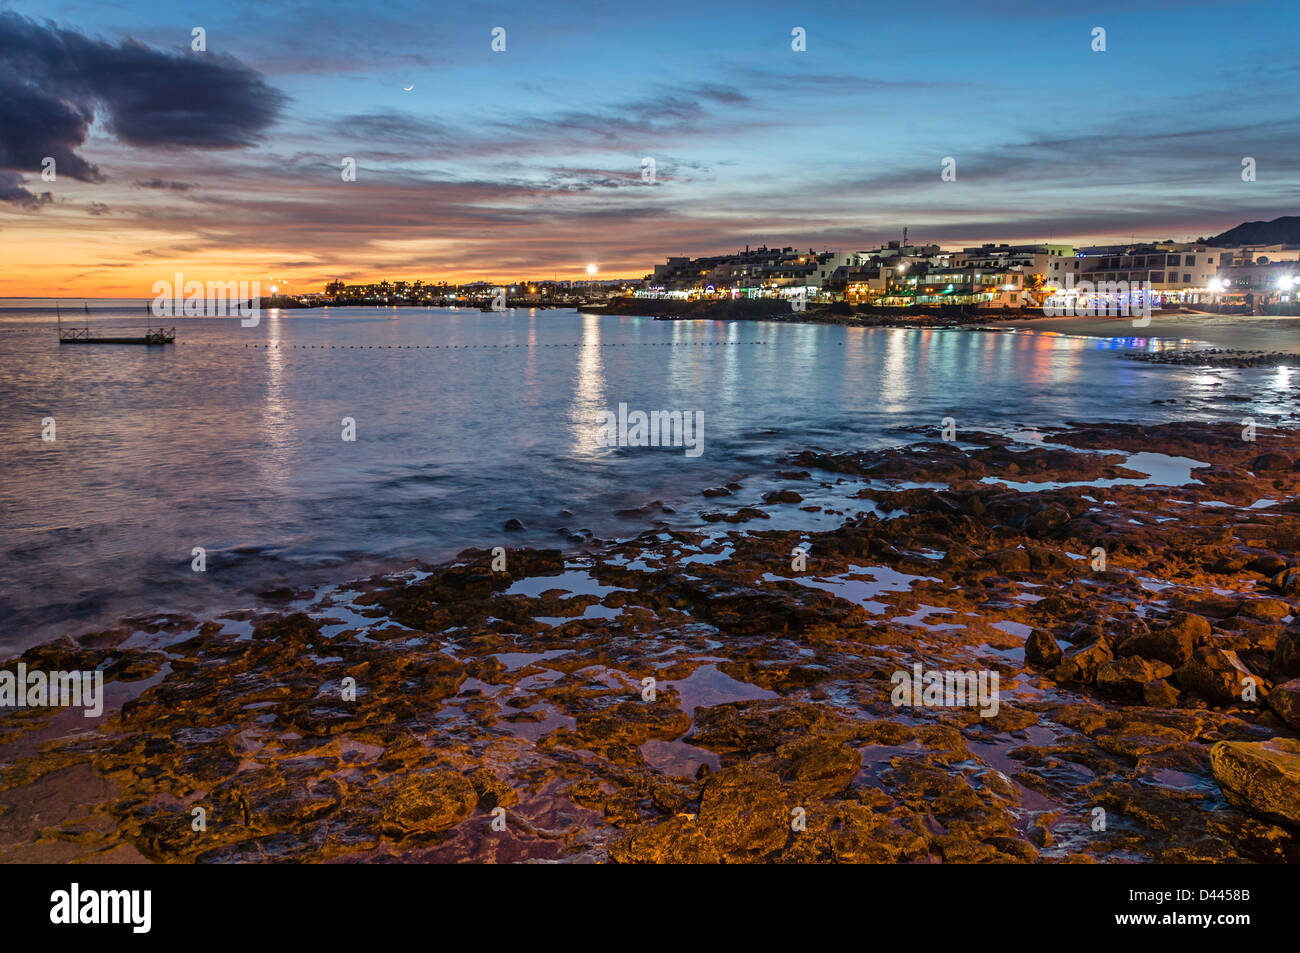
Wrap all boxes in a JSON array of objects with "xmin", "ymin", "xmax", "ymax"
[
  {"xmin": 1274, "ymin": 623, "xmax": 1300, "ymax": 680},
  {"xmin": 1026, "ymin": 503, "xmax": 1071, "ymax": 536},
  {"xmin": 1142, "ymin": 679, "xmax": 1181, "ymax": 708},
  {"xmin": 977, "ymin": 547, "xmax": 1030, "ymax": 575},
  {"xmin": 1117, "ymin": 612, "xmax": 1205, "ymax": 666},
  {"xmin": 1176, "ymin": 647, "xmax": 1263, "ymax": 706},
  {"xmin": 1025, "ymin": 628, "xmax": 1063, "ymax": 668},
  {"xmin": 1210, "ymin": 738, "xmax": 1300, "ymax": 828},
  {"xmin": 1096, "ymin": 656, "xmax": 1174, "ymax": 702},
  {"xmin": 1251, "ymin": 453, "xmax": 1293, "ymax": 473},
  {"xmin": 1266, "ymin": 677, "xmax": 1300, "ymax": 731},
  {"xmin": 1053, "ymin": 638, "xmax": 1113, "ymax": 686}
]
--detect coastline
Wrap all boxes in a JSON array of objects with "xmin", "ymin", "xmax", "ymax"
[
  {"xmin": 3, "ymin": 418, "xmax": 1299, "ymax": 863},
  {"xmin": 588, "ymin": 297, "xmax": 1300, "ymax": 358}
]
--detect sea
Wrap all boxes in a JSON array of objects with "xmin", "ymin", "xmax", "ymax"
[{"xmin": 0, "ymin": 301, "xmax": 1294, "ymax": 653}]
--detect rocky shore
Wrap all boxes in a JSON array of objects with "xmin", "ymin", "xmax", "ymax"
[
  {"xmin": 1125, "ymin": 348, "xmax": 1300, "ymax": 369},
  {"xmin": 3, "ymin": 421, "xmax": 1299, "ymax": 863}
]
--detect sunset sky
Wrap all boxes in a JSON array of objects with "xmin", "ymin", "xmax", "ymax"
[{"xmin": 2, "ymin": 0, "xmax": 1297, "ymax": 296}]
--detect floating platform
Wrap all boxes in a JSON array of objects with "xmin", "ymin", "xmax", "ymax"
[{"xmin": 58, "ymin": 328, "xmax": 175, "ymax": 345}]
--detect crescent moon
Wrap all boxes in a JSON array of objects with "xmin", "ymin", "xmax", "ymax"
[{"xmin": 403, "ymin": 84, "xmax": 414, "ymax": 91}]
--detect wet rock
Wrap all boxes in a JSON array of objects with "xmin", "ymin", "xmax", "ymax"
[
  {"xmin": 1211, "ymin": 738, "xmax": 1300, "ymax": 828},
  {"xmin": 1275, "ymin": 624, "xmax": 1300, "ymax": 680},
  {"xmin": 689, "ymin": 701, "xmax": 854, "ymax": 755},
  {"xmin": 977, "ymin": 547, "xmax": 1030, "ymax": 576},
  {"xmin": 1096, "ymin": 657, "xmax": 1174, "ymax": 702},
  {"xmin": 696, "ymin": 765, "xmax": 789, "ymax": 858},
  {"xmin": 702, "ymin": 486, "xmax": 732, "ymax": 498},
  {"xmin": 468, "ymin": 768, "xmax": 520, "ymax": 810},
  {"xmin": 774, "ymin": 737, "xmax": 862, "ymax": 798},
  {"xmin": 1249, "ymin": 554, "xmax": 1289, "ymax": 575},
  {"xmin": 1025, "ymin": 544, "xmax": 1074, "ymax": 574},
  {"xmin": 762, "ymin": 490, "xmax": 804, "ymax": 504},
  {"xmin": 251, "ymin": 612, "xmax": 323, "ymax": 645},
  {"xmin": 1025, "ymin": 628, "xmax": 1063, "ymax": 668},
  {"xmin": 1143, "ymin": 679, "xmax": 1181, "ymax": 707},
  {"xmin": 559, "ymin": 700, "xmax": 693, "ymax": 759},
  {"xmin": 1176, "ymin": 647, "xmax": 1261, "ymax": 706},
  {"xmin": 1053, "ymin": 638, "xmax": 1113, "ymax": 685},
  {"xmin": 1095, "ymin": 723, "xmax": 1188, "ymax": 758},
  {"xmin": 503, "ymin": 518, "xmax": 525, "ymax": 532},
  {"xmin": 381, "ymin": 770, "xmax": 477, "ymax": 838},
  {"xmin": 1118, "ymin": 613, "xmax": 1204, "ymax": 666},
  {"xmin": 829, "ymin": 805, "xmax": 929, "ymax": 863},
  {"xmin": 1269, "ymin": 569, "xmax": 1300, "ymax": 596},
  {"xmin": 1266, "ymin": 678, "xmax": 1300, "ymax": 731},
  {"xmin": 1026, "ymin": 503, "xmax": 1071, "ymax": 537},
  {"xmin": 1252, "ymin": 453, "xmax": 1293, "ymax": 473},
  {"xmin": 609, "ymin": 816, "xmax": 722, "ymax": 863},
  {"xmin": 1238, "ymin": 597, "xmax": 1292, "ymax": 622}
]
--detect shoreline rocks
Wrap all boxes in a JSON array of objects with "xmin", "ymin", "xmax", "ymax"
[{"xmin": 3, "ymin": 418, "xmax": 1299, "ymax": 863}]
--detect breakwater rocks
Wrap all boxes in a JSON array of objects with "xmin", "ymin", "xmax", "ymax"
[
  {"xmin": 3, "ymin": 421, "xmax": 1300, "ymax": 863},
  {"xmin": 1126, "ymin": 348, "xmax": 1300, "ymax": 369}
]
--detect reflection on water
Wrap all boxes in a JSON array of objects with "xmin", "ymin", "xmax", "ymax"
[
  {"xmin": 0, "ymin": 305, "xmax": 1291, "ymax": 652},
  {"xmin": 568, "ymin": 312, "xmax": 606, "ymax": 459},
  {"xmin": 258, "ymin": 309, "xmax": 292, "ymax": 490}
]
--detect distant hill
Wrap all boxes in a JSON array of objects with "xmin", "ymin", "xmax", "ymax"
[{"xmin": 1210, "ymin": 216, "xmax": 1300, "ymax": 246}]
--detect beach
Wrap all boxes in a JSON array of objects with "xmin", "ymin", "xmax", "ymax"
[{"xmin": 989, "ymin": 312, "xmax": 1300, "ymax": 351}]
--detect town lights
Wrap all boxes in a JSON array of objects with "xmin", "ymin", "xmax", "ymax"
[
  {"xmin": 1208, "ymin": 278, "xmax": 1224, "ymax": 292},
  {"xmin": 1277, "ymin": 274, "xmax": 1295, "ymax": 290}
]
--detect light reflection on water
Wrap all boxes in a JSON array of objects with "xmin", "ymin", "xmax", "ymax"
[{"xmin": 0, "ymin": 305, "xmax": 1291, "ymax": 651}]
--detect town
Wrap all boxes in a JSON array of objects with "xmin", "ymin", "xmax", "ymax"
[{"xmin": 297, "ymin": 229, "xmax": 1300, "ymax": 316}]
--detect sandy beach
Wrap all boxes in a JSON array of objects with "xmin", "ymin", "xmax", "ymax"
[{"xmin": 990, "ymin": 313, "xmax": 1300, "ymax": 351}]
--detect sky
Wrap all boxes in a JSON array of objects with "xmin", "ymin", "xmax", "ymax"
[{"xmin": 1, "ymin": 0, "xmax": 1297, "ymax": 296}]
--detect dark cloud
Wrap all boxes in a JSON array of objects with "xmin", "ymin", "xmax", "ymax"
[
  {"xmin": 0, "ymin": 12, "xmax": 285, "ymax": 205},
  {"xmin": 133, "ymin": 179, "xmax": 196, "ymax": 191},
  {"xmin": 0, "ymin": 170, "xmax": 51, "ymax": 207},
  {"xmin": 329, "ymin": 83, "xmax": 755, "ymax": 162}
]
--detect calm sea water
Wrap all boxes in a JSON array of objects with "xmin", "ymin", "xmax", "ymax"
[{"xmin": 0, "ymin": 303, "xmax": 1294, "ymax": 653}]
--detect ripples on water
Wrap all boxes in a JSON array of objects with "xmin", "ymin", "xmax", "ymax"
[{"xmin": 0, "ymin": 304, "xmax": 1293, "ymax": 651}]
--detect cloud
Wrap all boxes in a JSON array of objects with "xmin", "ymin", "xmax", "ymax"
[
  {"xmin": 0, "ymin": 170, "xmax": 51, "ymax": 207},
  {"xmin": 133, "ymin": 179, "xmax": 196, "ymax": 191},
  {"xmin": 0, "ymin": 11, "xmax": 285, "ymax": 205},
  {"xmin": 328, "ymin": 83, "xmax": 755, "ymax": 162}
]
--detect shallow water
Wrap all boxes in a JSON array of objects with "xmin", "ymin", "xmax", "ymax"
[{"xmin": 1, "ymin": 304, "xmax": 1295, "ymax": 652}]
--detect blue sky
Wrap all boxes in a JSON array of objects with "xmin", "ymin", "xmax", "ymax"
[{"xmin": 2, "ymin": 0, "xmax": 1297, "ymax": 292}]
